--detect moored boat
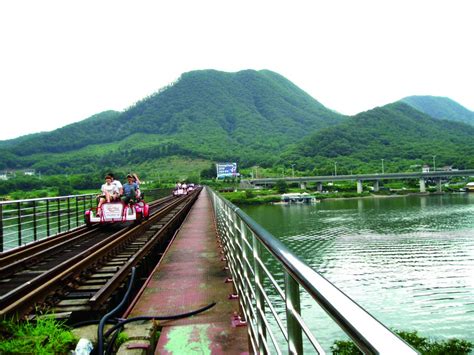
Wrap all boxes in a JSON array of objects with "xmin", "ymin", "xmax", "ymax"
[{"xmin": 465, "ymin": 182, "xmax": 474, "ymax": 192}]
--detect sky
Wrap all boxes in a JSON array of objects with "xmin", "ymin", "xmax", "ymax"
[{"xmin": 1, "ymin": 0, "xmax": 473, "ymax": 140}]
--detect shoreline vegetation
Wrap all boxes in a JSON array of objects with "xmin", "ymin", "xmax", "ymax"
[
  {"xmin": 219, "ymin": 189, "xmax": 462, "ymax": 206},
  {"xmin": 1, "ymin": 316, "xmax": 471, "ymax": 354}
]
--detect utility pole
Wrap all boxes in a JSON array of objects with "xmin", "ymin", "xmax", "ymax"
[
  {"xmin": 381, "ymin": 159, "xmax": 385, "ymax": 174},
  {"xmin": 291, "ymin": 164, "xmax": 295, "ymax": 178},
  {"xmin": 334, "ymin": 161, "xmax": 337, "ymax": 176},
  {"xmin": 433, "ymin": 155, "xmax": 436, "ymax": 172}
]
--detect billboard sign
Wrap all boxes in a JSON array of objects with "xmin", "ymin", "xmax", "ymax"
[{"xmin": 216, "ymin": 162, "xmax": 238, "ymax": 179}]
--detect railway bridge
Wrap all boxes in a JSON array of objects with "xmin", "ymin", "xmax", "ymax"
[{"xmin": 0, "ymin": 187, "xmax": 418, "ymax": 353}]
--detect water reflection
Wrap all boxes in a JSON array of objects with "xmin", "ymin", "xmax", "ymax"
[{"xmin": 243, "ymin": 194, "xmax": 474, "ymax": 351}]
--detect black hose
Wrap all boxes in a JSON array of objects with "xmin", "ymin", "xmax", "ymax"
[
  {"xmin": 97, "ymin": 267, "xmax": 137, "ymax": 355},
  {"xmin": 70, "ymin": 319, "xmax": 119, "ymax": 328},
  {"xmin": 104, "ymin": 302, "xmax": 217, "ymax": 352},
  {"xmin": 105, "ymin": 328, "xmax": 121, "ymax": 355}
]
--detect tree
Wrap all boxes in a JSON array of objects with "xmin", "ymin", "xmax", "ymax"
[{"xmin": 275, "ymin": 180, "xmax": 288, "ymax": 193}]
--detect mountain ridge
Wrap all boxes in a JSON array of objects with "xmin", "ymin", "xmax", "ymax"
[
  {"xmin": 401, "ymin": 95, "xmax": 474, "ymax": 126},
  {"xmin": 0, "ymin": 69, "xmax": 345, "ymax": 173},
  {"xmin": 284, "ymin": 102, "xmax": 474, "ymax": 174}
]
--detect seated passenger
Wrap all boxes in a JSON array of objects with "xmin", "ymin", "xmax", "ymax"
[
  {"xmin": 98, "ymin": 175, "xmax": 120, "ymax": 212},
  {"xmin": 108, "ymin": 172, "xmax": 123, "ymax": 198},
  {"xmin": 122, "ymin": 174, "xmax": 138, "ymax": 204}
]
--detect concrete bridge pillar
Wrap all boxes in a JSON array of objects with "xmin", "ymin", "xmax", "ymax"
[
  {"xmin": 437, "ymin": 179, "xmax": 442, "ymax": 192},
  {"xmin": 373, "ymin": 180, "xmax": 380, "ymax": 192},
  {"xmin": 300, "ymin": 182, "xmax": 307, "ymax": 190},
  {"xmin": 357, "ymin": 180, "xmax": 363, "ymax": 194},
  {"xmin": 419, "ymin": 178, "xmax": 426, "ymax": 193},
  {"xmin": 316, "ymin": 182, "xmax": 323, "ymax": 192}
]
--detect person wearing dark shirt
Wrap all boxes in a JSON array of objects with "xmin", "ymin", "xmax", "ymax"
[{"xmin": 122, "ymin": 174, "xmax": 138, "ymax": 204}]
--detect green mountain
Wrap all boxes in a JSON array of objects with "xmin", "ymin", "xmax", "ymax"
[
  {"xmin": 0, "ymin": 69, "xmax": 344, "ymax": 175},
  {"xmin": 0, "ymin": 110, "xmax": 121, "ymax": 153},
  {"xmin": 401, "ymin": 96, "xmax": 474, "ymax": 126},
  {"xmin": 284, "ymin": 102, "xmax": 474, "ymax": 174}
]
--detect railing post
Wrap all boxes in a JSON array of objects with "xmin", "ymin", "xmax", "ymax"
[
  {"xmin": 33, "ymin": 200, "xmax": 37, "ymax": 241},
  {"xmin": 75, "ymin": 196, "xmax": 79, "ymax": 227},
  {"xmin": 252, "ymin": 234, "xmax": 267, "ymax": 354},
  {"xmin": 67, "ymin": 197, "xmax": 71, "ymax": 230},
  {"xmin": 57, "ymin": 199, "xmax": 61, "ymax": 233},
  {"xmin": 285, "ymin": 273, "xmax": 303, "ymax": 355},
  {"xmin": 46, "ymin": 199, "xmax": 50, "ymax": 236},
  {"xmin": 0, "ymin": 204, "xmax": 4, "ymax": 252},
  {"xmin": 17, "ymin": 202, "xmax": 22, "ymax": 247},
  {"xmin": 225, "ymin": 205, "xmax": 239, "ymax": 295}
]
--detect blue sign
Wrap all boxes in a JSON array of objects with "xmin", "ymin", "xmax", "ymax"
[{"xmin": 216, "ymin": 163, "xmax": 238, "ymax": 179}]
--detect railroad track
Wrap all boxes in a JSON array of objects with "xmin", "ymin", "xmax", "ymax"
[
  {"xmin": 0, "ymin": 189, "xmax": 201, "ymax": 320},
  {"xmin": 0, "ymin": 195, "xmax": 176, "ymax": 269}
]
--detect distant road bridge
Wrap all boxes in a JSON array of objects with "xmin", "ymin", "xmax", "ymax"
[{"xmin": 247, "ymin": 169, "xmax": 474, "ymax": 193}]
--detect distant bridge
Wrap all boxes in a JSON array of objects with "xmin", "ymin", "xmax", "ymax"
[{"xmin": 247, "ymin": 169, "xmax": 474, "ymax": 193}]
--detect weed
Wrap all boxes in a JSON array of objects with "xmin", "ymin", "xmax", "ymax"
[{"xmin": 0, "ymin": 316, "xmax": 77, "ymax": 354}]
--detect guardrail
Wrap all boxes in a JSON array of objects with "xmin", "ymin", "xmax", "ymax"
[
  {"xmin": 208, "ymin": 187, "xmax": 418, "ymax": 354},
  {"xmin": 0, "ymin": 194, "xmax": 96, "ymax": 252},
  {"xmin": 0, "ymin": 188, "xmax": 172, "ymax": 252}
]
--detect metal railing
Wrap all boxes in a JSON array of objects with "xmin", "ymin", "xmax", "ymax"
[
  {"xmin": 0, "ymin": 188, "xmax": 172, "ymax": 252},
  {"xmin": 209, "ymin": 187, "xmax": 418, "ymax": 354},
  {"xmin": 0, "ymin": 194, "xmax": 96, "ymax": 252}
]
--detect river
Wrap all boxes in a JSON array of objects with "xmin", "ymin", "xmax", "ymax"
[{"xmin": 242, "ymin": 193, "xmax": 474, "ymax": 351}]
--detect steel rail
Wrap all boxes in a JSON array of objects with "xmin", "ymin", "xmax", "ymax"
[
  {"xmin": 0, "ymin": 195, "xmax": 172, "ymax": 267},
  {"xmin": 89, "ymin": 189, "xmax": 201, "ymax": 308},
  {"xmin": 0, "ymin": 193, "xmax": 194, "ymax": 319},
  {"xmin": 0, "ymin": 228, "xmax": 99, "ymax": 278},
  {"xmin": 0, "ymin": 226, "xmax": 93, "ymax": 267},
  {"xmin": 0, "ymin": 226, "xmax": 128, "ymax": 312},
  {"xmin": 0, "ymin": 195, "xmax": 176, "ymax": 294}
]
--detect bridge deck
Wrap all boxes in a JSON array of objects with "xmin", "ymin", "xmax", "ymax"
[{"xmin": 126, "ymin": 189, "xmax": 249, "ymax": 354}]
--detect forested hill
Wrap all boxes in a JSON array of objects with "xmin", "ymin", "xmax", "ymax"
[
  {"xmin": 401, "ymin": 96, "xmax": 474, "ymax": 126},
  {"xmin": 0, "ymin": 69, "xmax": 345, "ymax": 174},
  {"xmin": 0, "ymin": 111, "xmax": 121, "ymax": 153},
  {"xmin": 283, "ymin": 102, "xmax": 474, "ymax": 174}
]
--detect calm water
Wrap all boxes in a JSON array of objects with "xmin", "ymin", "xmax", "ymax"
[{"xmin": 243, "ymin": 194, "xmax": 474, "ymax": 350}]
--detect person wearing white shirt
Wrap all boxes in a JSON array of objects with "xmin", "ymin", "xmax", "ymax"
[{"xmin": 98, "ymin": 175, "xmax": 119, "ymax": 212}]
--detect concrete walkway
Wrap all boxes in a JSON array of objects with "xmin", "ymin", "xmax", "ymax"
[{"xmin": 128, "ymin": 189, "xmax": 249, "ymax": 354}]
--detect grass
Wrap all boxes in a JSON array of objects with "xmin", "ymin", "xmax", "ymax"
[{"xmin": 0, "ymin": 316, "xmax": 78, "ymax": 354}]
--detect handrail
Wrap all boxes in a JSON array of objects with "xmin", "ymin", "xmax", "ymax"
[
  {"xmin": 0, "ymin": 188, "xmax": 171, "ymax": 252},
  {"xmin": 208, "ymin": 187, "xmax": 418, "ymax": 354},
  {"xmin": 0, "ymin": 193, "xmax": 96, "ymax": 205}
]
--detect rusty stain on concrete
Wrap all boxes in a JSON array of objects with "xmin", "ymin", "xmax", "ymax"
[{"xmin": 128, "ymin": 189, "xmax": 248, "ymax": 354}]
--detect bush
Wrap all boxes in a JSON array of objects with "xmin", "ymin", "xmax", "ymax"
[
  {"xmin": 245, "ymin": 190, "xmax": 255, "ymax": 198},
  {"xmin": 331, "ymin": 330, "xmax": 473, "ymax": 354},
  {"xmin": 274, "ymin": 180, "xmax": 289, "ymax": 193}
]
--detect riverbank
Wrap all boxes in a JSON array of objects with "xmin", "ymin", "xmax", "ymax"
[{"xmin": 221, "ymin": 189, "xmax": 459, "ymax": 205}]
